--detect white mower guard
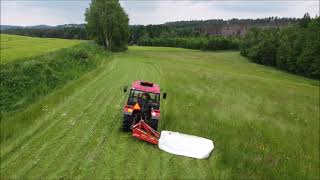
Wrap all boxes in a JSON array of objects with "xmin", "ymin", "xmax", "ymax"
[{"xmin": 158, "ymin": 131, "xmax": 214, "ymax": 159}]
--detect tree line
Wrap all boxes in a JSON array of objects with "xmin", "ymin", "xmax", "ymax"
[
  {"xmin": 137, "ymin": 36, "xmax": 240, "ymax": 51},
  {"xmin": 240, "ymin": 14, "xmax": 319, "ymax": 79},
  {"xmin": 164, "ymin": 17, "xmax": 299, "ymax": 28},
  {"xmin": 2, "ymin": 4, "xmax": 318, "ymax": 79},
  {"xmin": 129, "ymin": 17, "xmax": 299, "ymax": 44},
  {"xmin": 2, "ymin": 17, "xmax": 300, "ymax": 45},
  {"xmin": 1, "ymin": 26, "xmax": 88, "ymax": 39}
]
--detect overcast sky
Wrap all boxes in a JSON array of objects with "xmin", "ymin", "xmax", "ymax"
[{"xmin": 1, "ymin": 1, "xmax": 319, "ymax": 26}]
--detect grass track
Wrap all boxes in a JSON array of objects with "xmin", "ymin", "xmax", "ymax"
[
  {"xmin": 1, "ymin": 46, "xmax": 319, "ymax": 179},
  {"xmin": 0, "ymin": 34, "xmax": 82, "ymax": 64}
]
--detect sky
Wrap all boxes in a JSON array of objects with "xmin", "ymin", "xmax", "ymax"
[{"xmin": 1, "ymin": 1, "xmax": 319, "ymax": 26}]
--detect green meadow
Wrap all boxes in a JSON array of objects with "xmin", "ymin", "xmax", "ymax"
[
  {"xmin": 0, "ymin": 34, "xmax": 82, "ymax": 64},
  {"xmin": 0, "ymin": 41, "xmax": 319, "ymax": 179}
]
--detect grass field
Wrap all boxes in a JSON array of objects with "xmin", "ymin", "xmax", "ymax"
[
  {"xmin": 0, "ymin": 42, "xmax": 107, "ymax": 116},
  {"xmin": 0, "ymin": 34, "xmax": 82, "ymax": 64},
  {"xmin": 1, "ymin": 45, "xmax": 319, "ymax": 179}
]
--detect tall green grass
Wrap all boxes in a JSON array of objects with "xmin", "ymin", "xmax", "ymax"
[
  {"xmin": 0, "ymin": 46, "xmax": 318, "ymax": 179},
  {"xmin": 0, "ymin": 42, "xmax": 109, "ymax": 142},
  {"xmin": 0, "ymin": 34, "xmax": 82, "ymax": 64}
]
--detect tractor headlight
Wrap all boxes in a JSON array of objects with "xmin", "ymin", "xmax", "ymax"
[{"xmin": 151, "ymin": 112, "xmax": 156, "ymax": 116}]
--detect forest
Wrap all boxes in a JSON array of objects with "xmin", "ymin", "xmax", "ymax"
[
  {"xmin": 241, "ymin": 14, "xmax": 319, "ymax": 79},
  {"xmin": 2, "ymin": 17, "xmax": 299, "ymax": 42},
  {"xmin": 1, "ymin": 26, "xmax": 87, "ymax": 40},
  {"xmin": 137, "ymin": 36, "xmax": 240, "ymax": 51},
  {"xmin": 2, "ymin": 15, "xmax": 318, "ymax": 79}
]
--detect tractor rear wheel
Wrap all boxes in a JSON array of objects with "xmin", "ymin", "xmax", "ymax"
[
  {"xmin": 122, "ymin": 115, "xmax": 132, "ymax": 132},
  {"xmin": 150, "ymin": 119, "xmax": 158, "ymax": 131}
]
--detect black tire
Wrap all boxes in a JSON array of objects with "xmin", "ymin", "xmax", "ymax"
[
  {"xmin": 122, "ymin": 115, "xmax": 132, "ymax": 132},
  {"xmin": 150, "ymin": 119, "xmax": 158, "ymax": 131}
]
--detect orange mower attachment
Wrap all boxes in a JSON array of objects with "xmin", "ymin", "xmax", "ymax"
[{"xmin": 132, "ymin": 120, "xmax": 160, "ymax": 145}]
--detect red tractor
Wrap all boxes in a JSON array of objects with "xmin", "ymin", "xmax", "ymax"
[{"xmin": 123, "ymin": 81, "xmax": 166, "ymax": 133}]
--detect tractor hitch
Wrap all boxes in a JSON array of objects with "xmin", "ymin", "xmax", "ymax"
[{"xmin": 132, "ymin": 120, "xmax": 160, "ymax": 145}]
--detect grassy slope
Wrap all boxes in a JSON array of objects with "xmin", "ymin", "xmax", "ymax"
[
  {"xmin": 0, "ymin": 42, "xmax": 109, "ymax": 142},
  {"xmin": 1, "ymin": 46, "xmax": 319, "ymax": 179},
  {"xmin": 0, "ymin": 34, "xmax": 82, "ymax": 64}
]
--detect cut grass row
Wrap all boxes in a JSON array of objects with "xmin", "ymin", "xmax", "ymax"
[
  {"xmin": 0, "ymin": 34, "xmax": 82, "ymax": 64},
  {"xmin": 0, "ymin": 42, "xmax": 109, "ymax": 143},
  {"xmin": 1, "ymin": 45, "xmax": 319, "ymax": 179}
]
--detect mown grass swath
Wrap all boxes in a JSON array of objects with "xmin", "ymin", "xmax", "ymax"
[
  {"xmin": 1, "ymin": 43, "xmax": 318, "ymax": 179},
  {"xmin": 0, "ymin": 41, "xmax": 109, "ymax": 143}
]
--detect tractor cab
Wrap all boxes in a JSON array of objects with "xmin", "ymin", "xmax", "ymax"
[
  {"xmin": 127, "ymin": 89, "xmax": 160, "ymax": 109},
  {"xmin": 122, "ymin": 81, "xmax": 166, "ymax": 131}
]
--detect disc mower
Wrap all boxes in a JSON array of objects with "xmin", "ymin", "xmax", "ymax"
[{"xmin": 122, "ymin": 80, "xmax": 214, "ymax": 159}]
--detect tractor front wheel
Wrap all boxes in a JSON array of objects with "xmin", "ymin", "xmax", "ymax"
[{"xmin": 122, "ymin": 115, "xmax": 132, "ymax": 132}]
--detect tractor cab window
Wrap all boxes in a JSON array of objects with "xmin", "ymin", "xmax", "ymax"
[{"xmin": 129, "ymin": 90, "xmax": 159, "ymax": 104}]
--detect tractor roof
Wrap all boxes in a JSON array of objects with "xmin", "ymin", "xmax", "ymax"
[{"xmin": 132, "ymin": 80, "xmax": 160, "ymax": 94}]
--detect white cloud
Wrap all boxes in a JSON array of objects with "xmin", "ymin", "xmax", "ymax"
[
  {"xmin": 1, "ymin": 1, "xmax": 319, "ymax": 26},
  {"xmin": 1, "ymin": 1, "xmax": 89, "ymax": 26},
  {"xmin": 123, "ymin": 1, "xmax": 319, "ymax": 25}
]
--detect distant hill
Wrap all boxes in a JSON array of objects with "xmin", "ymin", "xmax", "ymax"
[
  {"xmin": 55, "ymin": 24, "xmax": 85, "ymax": 29},
  {"xmin": 1, "ymin": 17, "xmax": 301, "ymax": 41},
  {"xmin": 0, "ymin": 25, "xmax": 22, "ymax": 30},
  {"xmin": 162, "ymin": 17, "xmax": 299, "ymax": 36},
  {"xmin": 26, "ymin": 25, "xmax": 53, "ymax": 29},
  {"xmin": 0, "ymin": 25, "xmax": 53, "ymax": 30},
  {"xmin": 1, "ymin": 24, "xmax": 87, "ymax": 40},
  {"xmin": 0, "ymin": 24, "xmax": 85, "ymax": 30},
  {"xmin": 128, "ymin": 17, "xmax": 301, "ymax": 43}
]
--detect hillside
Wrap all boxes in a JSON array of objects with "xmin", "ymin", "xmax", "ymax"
[
  {"xmin": 0, "ymin": 25, "xmax": 22, "ymax": 31},
  {"xmin": 0, "ymin": 24, "xmax": 85, "ymax": 30},
  {"xmin": 1, "ymin": 17, "xmax": 300, "ymax": 42},
  {"xmin": 1, "ymin": 45, "xmax": 319, "ymax": 179},
  {"xmin": 0, "ymin": 34, "xmax": 83, "ymax": 64},
  {"xmin": 163, "ymin": 17, "xmax": 299, "ymax": 36}
]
